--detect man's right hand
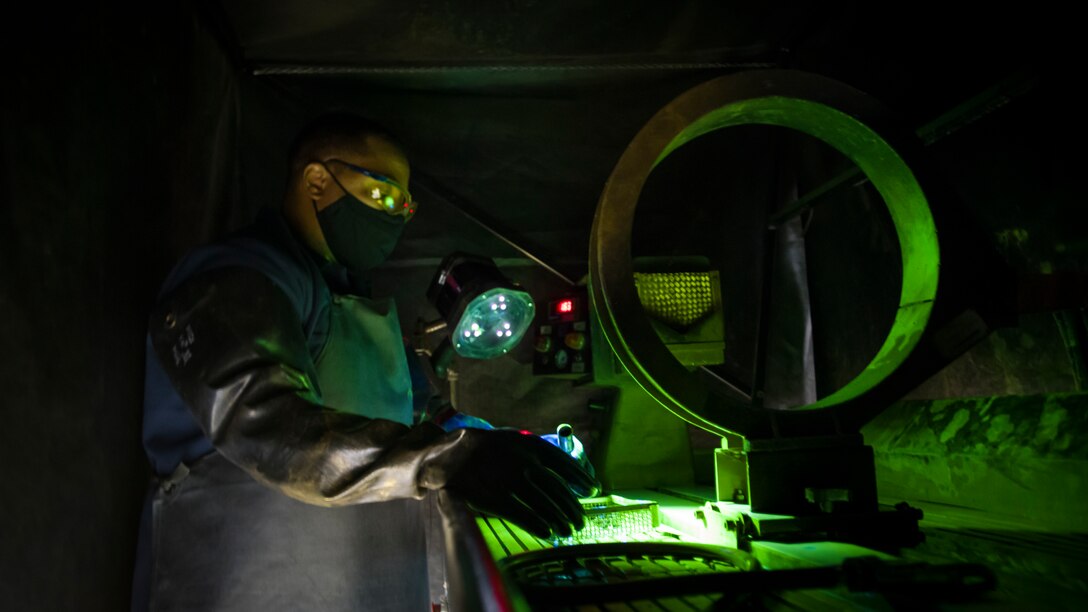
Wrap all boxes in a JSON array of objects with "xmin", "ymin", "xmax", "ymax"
[{"xmin": 421, "ymin": 428, "xmax": 600, "ymax": 539}]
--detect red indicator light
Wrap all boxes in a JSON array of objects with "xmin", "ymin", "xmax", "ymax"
[{"xmin": 557, "ymin": 299, "xmax": 574, "ymax": 314}]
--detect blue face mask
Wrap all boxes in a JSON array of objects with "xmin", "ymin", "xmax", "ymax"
[{"xmin": 315, "ymin": 195, "xmax": 406, "ymax": 273}]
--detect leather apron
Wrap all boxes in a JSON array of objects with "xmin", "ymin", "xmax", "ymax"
[{"xmin": 149, "ymin": 295, "xmax": 428, "ymax": 611}]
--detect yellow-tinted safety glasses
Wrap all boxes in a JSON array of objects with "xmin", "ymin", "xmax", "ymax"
[{"xmin": 324, "ymin": 158, "xmax": 416, "ymax": 220}]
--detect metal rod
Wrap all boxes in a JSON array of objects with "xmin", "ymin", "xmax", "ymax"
[
  {"xmin": 252, "ymin": 61, "xmax": 777, "ymax": 77},
  {"xmin": 769, "ymin": 70, "xmax": 1039, "ymax": 227},
  {"xmin": 413, "ymin": 173, "xmax": 577, "ymax": 286},
  {"xmin": 768, "ymin": 166, "xmax": 863, "ymax": 228},
  {"xmin": 1053, "ymin": 310, "xmax": 1088, "ymax": 391},
  {"xmin": 914, "ymin": 69, "xmax": 1039, "ymax": 146},
  {"xmin": 422, "ymin": 319, "xmax": 448, "ymax": 335},
  {"xmin": 447, "ymin": 367, "xmax": 459, "ymax": 410},
  {"xmin": 697, "ymin": 366, "xmax": 752, "ymax": 402}
]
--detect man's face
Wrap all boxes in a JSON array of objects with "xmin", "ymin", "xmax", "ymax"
[
  {"xmin": 288, "ymin": 132, "xmax": 414, "ymax": 265},
  {"xmin": 312, "ymin": 135, "xmax": 411, "ymax": 216}
]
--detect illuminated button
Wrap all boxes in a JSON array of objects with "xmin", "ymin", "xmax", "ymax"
[
  {"xmin": 564, "ymin": 332, "xmax": 586, "ymax": 350},
  {"xmin": 554, "ymin": 349, "xmax": 569, "ymax": 369},
  {"xmin": 535, "ymin": 336, "xmax": 552, "ymax": 353}
]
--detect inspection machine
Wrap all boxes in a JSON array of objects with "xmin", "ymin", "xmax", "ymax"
[{"xmin": 431, "ymin": 71, "xmax": 1086, "ymax": 611}]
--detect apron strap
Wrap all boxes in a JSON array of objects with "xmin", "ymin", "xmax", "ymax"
[{"xmin": 160, "ymin": 462, "xmax": 190, "ymax": 494}]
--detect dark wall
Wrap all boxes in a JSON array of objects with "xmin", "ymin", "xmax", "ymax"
[
  {"xmin": 1, "ymin": 7, "xmax": 240, "ymax": 610},
  {"xmin": 800, "ymin": 66, "xmax": 1085, "ymax": 401}
]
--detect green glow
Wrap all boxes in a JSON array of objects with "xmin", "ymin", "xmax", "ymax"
[
  {"xmin": 653, "ymin": 96, "xmax": 939, "ymax": 408},
  {"xmin": 452, "ymin": 288, "xmax": 535, "ymax": 359}
]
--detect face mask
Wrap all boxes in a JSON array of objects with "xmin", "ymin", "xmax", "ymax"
[{"xmin": 315, "ymin": 195, "xmax": 406, "ymax": 273}]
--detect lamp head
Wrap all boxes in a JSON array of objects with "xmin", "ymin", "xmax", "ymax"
[{"xmin": 427, "ymin": 253, "xmax": 535, "ymax": 359}]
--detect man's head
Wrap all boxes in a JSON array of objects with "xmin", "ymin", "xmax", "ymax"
[{"xmin": 283, "ymin": 113, "xmax": 412, "ymax": 271}]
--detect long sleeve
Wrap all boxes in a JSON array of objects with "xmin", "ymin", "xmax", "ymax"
[
  {"xmin": 150, "ymin": 265, "xmax": 454, "ymax": 505},
  {"xmin": 151, "ymin": 265, "xmax": 596, "ymax": 536}
]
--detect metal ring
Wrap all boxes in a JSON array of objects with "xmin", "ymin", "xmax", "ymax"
[{"xmin": 589, "ymin": 70, "xmax": 940, "ymax": 438}]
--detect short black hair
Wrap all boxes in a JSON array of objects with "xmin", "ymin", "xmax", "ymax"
[{"xmin": 287, "ymin": 112, "xmax": 401, "ymax": 174}]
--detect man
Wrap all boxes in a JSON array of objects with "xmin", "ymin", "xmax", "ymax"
[{"xmin": 134, "ymin": 113, "xmax": 597, "ymax": 611}]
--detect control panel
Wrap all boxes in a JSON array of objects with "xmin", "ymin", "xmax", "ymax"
[{"xmin": 532, "ymin": 287, "xmax": 592, "ymax": 377}]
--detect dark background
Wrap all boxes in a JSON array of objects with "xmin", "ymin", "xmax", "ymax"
[{"xmin": 1, "ymin": 2, "xmax": 1082, "ymax": 609}]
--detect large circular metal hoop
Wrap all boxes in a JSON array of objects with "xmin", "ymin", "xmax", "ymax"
[{"xmin": 589, "ymin": 70, "xmax": 940, "ymax": 438}]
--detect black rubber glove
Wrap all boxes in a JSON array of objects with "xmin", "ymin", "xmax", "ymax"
[
  {"xmin": 150, "ymin": 266, "xmax": 598, "ymax": 537},
  {"xmin": 420, "ymin": 429, "xmax": 598, "ymax": 538}
]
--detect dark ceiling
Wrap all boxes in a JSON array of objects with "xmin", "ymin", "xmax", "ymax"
[
  {"xmin": 197, "ymin": 1, "xmax": 1063, "ymax": 282},
  {"xmin": 217, "ymin": 0, "xmax": 793, "ymax": 67}
]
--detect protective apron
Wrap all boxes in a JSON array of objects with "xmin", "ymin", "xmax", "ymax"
[{"xmin": 149, "ymin": 294, "xmax": 430, "ymax": 611}]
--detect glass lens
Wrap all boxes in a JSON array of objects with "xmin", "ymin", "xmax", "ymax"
[
  {"xmin": 452, "ymin": 288, "xmax": 535, "ymax": 359},
  {"xmin": 356, "ymin": 174, "xmax": 414, "ymax": 218},
  {"xmin": 327, "ymin": 159, "xmax": 416, "ymax": 219}
]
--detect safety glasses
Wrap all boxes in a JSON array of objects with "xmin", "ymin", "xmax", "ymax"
[{"xmin": 324, "ymin": 158, "xmax": 416, "ymax": 220}]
